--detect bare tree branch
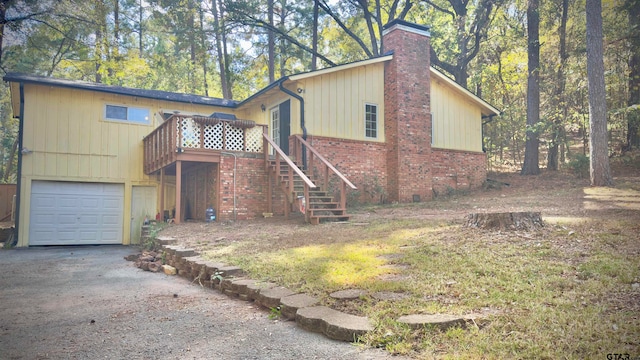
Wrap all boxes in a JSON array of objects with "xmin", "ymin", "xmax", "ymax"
[
  {"xmin": 421, "ymin": 0, "xmax": 455, "ymax": 18},
  {"xmin": 228, "ymin": 6, "xmax": 337, "ymax": 67},
  {"xmin": 317, "ymin": 0, "xmax": 374, "ymax": 58}
]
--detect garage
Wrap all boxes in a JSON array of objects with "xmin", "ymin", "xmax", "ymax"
[{"xmin": 29, "ymin": 181, "xmax": 124, "ymax": 246}]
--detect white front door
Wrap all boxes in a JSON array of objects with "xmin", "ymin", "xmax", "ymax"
[
  {"xmin": 130, "ymin": 186, "xmax": 157, "ymax": 245},
  {"xmin": 270, "ymin": 106, "xmax": 280, "ymax": 153}
]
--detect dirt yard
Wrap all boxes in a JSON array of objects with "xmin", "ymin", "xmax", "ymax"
[{"xmin": 159, "ymin": 165, "xmax": 640, "ymax": 254}]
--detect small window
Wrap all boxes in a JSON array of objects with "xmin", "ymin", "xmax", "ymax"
[
  {"xmin": 365, "ymin": 103, "xmax": 378, "ymax": 138},
  {"xmin": 105, "ymin": 104, "xmax": 150, "ymax": 124}
]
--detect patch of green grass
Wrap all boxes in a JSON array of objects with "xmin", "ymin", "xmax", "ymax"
[{"xmin": 201, "ymin": 218, "xmax": 640, "ymax": 359}]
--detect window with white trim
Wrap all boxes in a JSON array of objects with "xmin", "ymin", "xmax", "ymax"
[
  {"xmin": 365, "ymin": 103, "xmax": 378, "ymax": 138},
  {"xmin": 105, "ymin": 104, "xmax": 150, "ymax": 124}
]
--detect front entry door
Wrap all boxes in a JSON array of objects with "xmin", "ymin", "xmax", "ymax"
[{"xmin": 271, "ymin": 100, "xmax": 291, "ymax": 154}]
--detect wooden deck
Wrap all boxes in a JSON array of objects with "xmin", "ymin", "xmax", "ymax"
[{"xmin": 143, "ymin": 114, "xmax": 267, "ymax": 175}]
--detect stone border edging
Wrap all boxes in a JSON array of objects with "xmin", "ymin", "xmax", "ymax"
[
  {"xmin": 156, "ymin": 238, "xmax": 374, "ymax": 342},
  {"xmin": 150, "ymin": 237, "xmax": 480, "ymax": 342}
]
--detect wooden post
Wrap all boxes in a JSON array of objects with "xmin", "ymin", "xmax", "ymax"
[
  {"xmin": 160, "ymin": 167, "xmax": 165, "ymax": 221},
  {"xmin": 267, "ymin": 167, "xmax": 273, "ymax": 213},
  {"xmin": 340, "ymin": 181, "xmax": 346, "ymax": 210},
  {"xmin": 198, "ymin": 119, "xmax": 205, "ymax": 149},
  {"xmin": 263, "ymin": 127, "xmax": 269, "ymax": 170},
  {"xmin": 304, "ymin": 183, "xmax": 310, "ymax": 223},
  {"xmin": 175, "ymin": 160, "xmax": 182, "ymax": 224}
]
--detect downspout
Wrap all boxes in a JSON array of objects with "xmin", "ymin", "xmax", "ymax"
[
  {"xmin": 278, "ymin": 80, "xmax": 307, "ymax": 169},
  {"xmin": 13, "ymin": 82, "xmax": 25, "ymax": 246},
  {"xmin": 220, "ymin": 152, "xmax": 237, "ymax": 221}
]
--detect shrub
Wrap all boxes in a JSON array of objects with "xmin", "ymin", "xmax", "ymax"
[{"xmin": 567, "ymin": 154, "xmax": 589, "ymax": 178}]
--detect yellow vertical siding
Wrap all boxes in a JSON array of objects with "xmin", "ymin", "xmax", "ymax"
[
  {"xmin": 431, "ymin": 79, "xmax": 483, "ymax": 152},
  {"xmin": 17, "ymin": 83, "xmax": 240, "ymax": 246},
  {"xmin": 299, "ymin": 62, "xmax": 385, "ymax": 142}
]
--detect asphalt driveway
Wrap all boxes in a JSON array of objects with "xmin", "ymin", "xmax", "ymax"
[{"xmin": 0, "ymin": 246, "xmax": 396, "ymax": 360}]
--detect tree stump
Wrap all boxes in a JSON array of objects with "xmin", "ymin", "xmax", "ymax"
[{"xmin": 465, "ymin": 212, "xmax": 544, "ymax": 231}]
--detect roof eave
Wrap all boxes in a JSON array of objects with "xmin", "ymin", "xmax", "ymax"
[{"xmin": 3, "ymin": 73, "xmax": 239, "ymax": 108}]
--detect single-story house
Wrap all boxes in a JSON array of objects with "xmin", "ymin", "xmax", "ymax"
[{"xmin": 4, "ymin": 20, "xmax": 500, "ymax": 247}]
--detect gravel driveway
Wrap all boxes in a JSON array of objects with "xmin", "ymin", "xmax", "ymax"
[{"xmin": 0, "ymin": 246, "xmax": 397, "ymax": 360}]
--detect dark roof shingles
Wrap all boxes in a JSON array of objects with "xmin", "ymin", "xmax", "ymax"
[{"xmin": 3, "ymin": 72, "xmax": 239, "ymax": 108}]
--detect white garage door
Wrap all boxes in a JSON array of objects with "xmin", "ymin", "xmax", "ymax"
[{"xmin": 29, "ymin": 181, "xmax": 124, "ymax": 245}]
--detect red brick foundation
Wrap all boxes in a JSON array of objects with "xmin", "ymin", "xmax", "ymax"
[
  {"xmin": 303, "ymin": 136, "xmax": 388, "ymax": 205},
  {"xmin": 218, "ymin": 153, "xmax": 285, "ymax": 221},
  {"xmin": 431, "ymin": 148, "xmax": 487, "ymax": 197}
]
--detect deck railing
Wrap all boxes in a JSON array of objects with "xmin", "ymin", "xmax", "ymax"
[
  {"xmin": 291, "ymin": 134, "xmax": 357, "ymax": 211},
  {"xmin": 263, "ymin": 132, "xmax": 317, "ymax": 221},
  {"xmin": 143, "ymin": 114, "xmax": 267, "ymax": 174}
]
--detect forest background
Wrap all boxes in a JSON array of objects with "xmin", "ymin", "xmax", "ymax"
[{"xmin": 0, "ymin": 0, "xmax": 637, "ymax": 183}]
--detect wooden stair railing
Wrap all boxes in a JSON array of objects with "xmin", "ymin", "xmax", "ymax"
[
  {"xmin": 291, "ymin": 135, "xmax": 357, "ymax": 225},
  {"xmin": 262, "ymin": 133, "xmax": 316, "ymax": 222}
]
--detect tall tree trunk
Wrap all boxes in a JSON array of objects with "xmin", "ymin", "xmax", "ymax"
[
  {"xmin": 521, "ymin": 0, "xmax": 540, "ymax": 175},
  {"xmin": 187, "ymin": 0, "xmax": 197, "ymax": 93},
  {"xmin": 114, "ymin": 0, "xmax": 119, "ymax": 48},
  {"xmin": 199, "ymin": 8, "xmax": 209, "ymax": 96},
  {"xmin": 212, "ymin": 0, "xmax": 231, "ymax": 99},
  {"xmin": 139, "ymin": 0, "xmax": 143, "ymax": 56},
  {"xmin": 94, "ymin": 0, "xmax": 108, "ymax": 83},
  {"xmin": 547, "ymin": 0, "xmax": 569, "ymax": 170},
  {"xmin": 219, "ymin": 0, "xmax": 232, "ymax": 99},
  {"xmin": 626, "ymin": 0, "xmax": 640, "ymax": 150},
  {"xmin": 278, "ymin": 0, "xmax": 286, "ymax": 78},
  {"xmin": 0, "ymin": 2, "xmax": 6, "ymax": 66},
  {"xmin": 110, "ymin": 0, "xmax": 120, "ymax": 81},
  {"xmin": 586, "ymin": 0, "xmax": 613, "ymax": 186},
  {"xmin": 311, "ymin": 0, "xmax": 318, "ymax": 70},
  {"xmin": 268, "ymin": 0, "xmax": 275, "ymax": 81}
]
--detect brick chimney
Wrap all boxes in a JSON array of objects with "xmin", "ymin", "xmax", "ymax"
[{"xmin": 382, "ymin": 20, "xmax": 432, "ymax": 203}]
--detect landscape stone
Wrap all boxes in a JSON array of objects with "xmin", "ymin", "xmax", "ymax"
[
  {"xmin": 155, "ymin": 236, "xmax": 177, "ymax": 245},
  {"xmin": 148, "ymin": 262, "xmax": 161, "ymax": 272},
  {"xmin": 255, "ymin": 286, "xmax": 295, "ymax": 309},
  {"xmin": 175, "ymin": 248, "xmax": 196, "ymax": 258},
  {"xmin": 246, "ymin": 281, "xmax": 277, "ymax": 300},
  {"xmin": 295, "ymin": 306, "xmax": 373, "ymax": 342},
  {"xmin": 162, "ymin": 265, "xmax": 177, "ymax": 275},
  {"xmin": 124, "ymin": 254, "xmax": 139, "ymax": 261},
  {"xmin": 329, "ymin": 289, "xmax": 368, "ymax": 300},
  {"xmin": 230, "ymin": 279, "xmax": 257, "ymax": 295},
  {"xmin": 217, "ymin": 265, "xmax": 244, "ymax": 277},
  {"xmin": 280, "ymin": 294, "xmax": 319, "ymax": 319},
  {"xmin": 396, "ymin": 314, "xmax": 466, "ymax": 330}
]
